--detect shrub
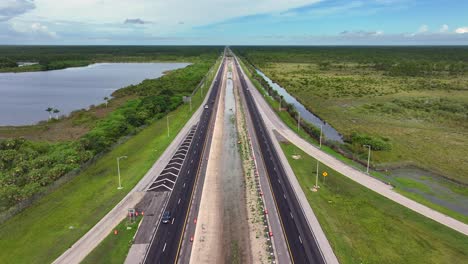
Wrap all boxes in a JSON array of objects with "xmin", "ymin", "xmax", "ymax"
[{"xmin": 346, "ymin": 132, "xmax": 392, "ymax": 151}]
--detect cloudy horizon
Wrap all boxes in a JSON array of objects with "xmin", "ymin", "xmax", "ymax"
[{"xmin": 0, "ymin": 0, "xmax": 467, "ymax": 45}]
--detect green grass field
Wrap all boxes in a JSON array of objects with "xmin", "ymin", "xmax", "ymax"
[
  {"xmin": 81, "ymin": 216, "xmax": 143, "ymax": 264},
  {"xmin": 262, "ymin": 62, "xmax": 468, "ymax": 184},
  {"xmin": 0, "ymin": 59, "xmax": 220, "ymax": 264},
  {"xmin": 280, "ymin": 142, "xmax": 468, "ymax": 264},
  {"xmin": 237, "ymin": 56, "xmax": 468, "ymax": 224}
]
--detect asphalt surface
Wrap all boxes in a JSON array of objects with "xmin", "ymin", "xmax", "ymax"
[
  {"xmin": 234, "ymin": 59, "xmax": 325, "ymax": 264},
  {"xmin": 143, "ymin": 58, "xmax": 225, "ymax": 264}
]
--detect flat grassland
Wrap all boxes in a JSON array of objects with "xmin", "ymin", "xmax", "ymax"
[
  {"xmin": 236, "ymin": 47, "xmax": 468, "ymax": 185},
  {"xmin": 281, "ymin": 142, "xmax": 468, "ymax": 264}
]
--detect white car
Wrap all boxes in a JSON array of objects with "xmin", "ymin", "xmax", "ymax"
[{"xmin": 204, "ymin": 104, "xmax": 209, "ymax": 109}]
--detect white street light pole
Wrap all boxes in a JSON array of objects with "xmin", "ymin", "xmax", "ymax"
[
  {"xmin": 315, "ymin": 160, "xmax": 319, "ymax": 188},
  {"xmin": 319, "ymin": 124, "xmax": 323, "ymax": 148},
  {"xmin": 364, "ymin": 145, "xmax": 371, "ymax": 174},
  {"xmin": 189, "ymin": 96, "xmax": 192, "ymax": 112},
  {"xmin": 166, "ymin": 114, "xmax": 174, "ymax": 137},
  {"xmin": 297, "ymin": 112, "xmax": 301, "ymax": 131},
  {"xmin": 117, "ymin": 156, "xmax": 127, "ymax": 189}
]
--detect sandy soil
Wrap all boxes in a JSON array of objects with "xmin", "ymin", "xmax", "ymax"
[
  {"xmin": 233, "ymin": 66, "xmax": 269, "ymax": 264},
  {"xmin": 189, "ymin": 65, "xmax": 226, "ymax": 264},
  {"xmin": 190, "ymin": 60, "xmax": 255, "ymax": 264}
]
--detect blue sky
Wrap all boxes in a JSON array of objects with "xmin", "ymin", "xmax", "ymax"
[{"xmin": 0, "ymin": 0, "xmax": 467, "ymax": 45}]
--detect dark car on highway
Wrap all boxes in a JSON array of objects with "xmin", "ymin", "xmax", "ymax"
[{"xmin": 162, "ymin": 211, "xmax": 171, "ymax": 224}]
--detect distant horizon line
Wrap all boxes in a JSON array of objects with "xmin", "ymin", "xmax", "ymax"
[{"xmin": 1, "ymin": 44, "xmax": 468, "ymax": 47}]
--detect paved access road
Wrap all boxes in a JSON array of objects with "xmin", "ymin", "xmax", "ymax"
[
  {"xmin": 236, "ymin": 55, "xmax": 468, "ymax": 237},
  {"xmin": 143, "ymin": 58, "xmax": 226, "ymax": 264},
  {"xmin": 234, "ymin": 58, "xmax": 325, "ymax": 264}
]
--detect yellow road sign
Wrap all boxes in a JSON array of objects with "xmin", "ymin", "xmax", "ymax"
[{"xmin": 322, "ymin": 172, "xmax": 328, "ymax": 177}]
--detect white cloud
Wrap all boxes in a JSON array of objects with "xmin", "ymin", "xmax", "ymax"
[
  {"xmin": 0, "ymin": 0, "xmax": 35, "ymax": 21},
  {"xmin": 455, "ymin": 27, "xmax": 468, "ymax": 34},
  {"xmin": 418, "ymin": 24, "xmax": 428, "ymax": 33},
  {"xmin": 340, "ymin": 30, "xmax": 384, "ymax": 37},
  {"xmin": 440, "ymin": 24, "xmax": 449, "ymax": 33},
  {"xmin": 27, "ymin": 0, "xmax": 319, "ymax": 28},
  {"xmin": 11, "ymin": 21, "xmax": 57, "ymax": 38}
]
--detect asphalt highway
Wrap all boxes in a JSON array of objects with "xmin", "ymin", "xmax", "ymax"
[
  {"xmin": 234, "ymin": 59, "xmax": 325, "ymax": 264},
  {"xmin": 143, "ymin": 58, "xmax": 225, "ymax": 264}
]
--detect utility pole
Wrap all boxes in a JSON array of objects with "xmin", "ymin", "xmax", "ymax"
[
  {"xmin": 117, "ymin": 156, "xmax": 127, "ymax": 189},
  {"xmin": 364, "ymin": 145, "xmax": 371, "ymax": 174}
]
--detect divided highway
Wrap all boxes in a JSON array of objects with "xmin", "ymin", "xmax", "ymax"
[
  {"xmin": 234, "ymin": 58, "xmax": 325, "ymax": 264},
  {"xmin": 143, "ymin": 58, "xmax": 225, "ymax": 264}
]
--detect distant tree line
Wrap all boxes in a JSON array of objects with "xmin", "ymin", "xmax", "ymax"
[{"xmin": 233, "ymin": 46, "xmax": 468, "ymax": 77}]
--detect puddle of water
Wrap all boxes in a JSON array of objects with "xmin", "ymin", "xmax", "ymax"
[
  {"xmin": 384, "ymin": 167, "xmax": 468, "ymax": 216},
  {"xmin": 221, "ymin": 67, "xmax": 251, "ymax": 262},
  {"xmin": 256, "ymin": 69, "xmax": 343, "ymax": 143}
]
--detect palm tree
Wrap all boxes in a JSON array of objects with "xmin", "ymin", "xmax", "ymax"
[
  {"xmin": 104, "ymin": 96, "xmax": 109, "ymax": 107},
  {"xmin": 45, "ymin": 107, "xmax": 53, "ymax": 120},
  {"xmin": 53, "ymin": 108, "xmax": 60, "ymax": 119}
]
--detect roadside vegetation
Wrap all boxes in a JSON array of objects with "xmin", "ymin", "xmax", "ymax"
[
  {"xmin": 81, "ymin": 215, "xmax": 143, "ymax": 264},
  {"xmin": 233, "ymin": 46, "xmax": 468, "ymax": 222},
  {"xmin": 280, "ymin": 142, "xmax": 468, "ymax": 264},
  {"xmin": 0, "ymin": 46, "xmax": 219, "ymax": 263},
  {"xmin": 0, "ymin": 59, "xmax": 217, "ymax": 212}
]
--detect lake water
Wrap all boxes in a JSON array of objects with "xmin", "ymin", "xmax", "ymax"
[
  {"xmin": 255, "ymin": 69, "xmax": 344, "ymax": 143},
  {"xmin": 0, "ymin": 62, "xmax": 189, "ymax": 126}
]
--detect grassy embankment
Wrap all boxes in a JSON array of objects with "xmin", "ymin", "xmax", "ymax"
[
  {"xmin": 0, "ymin": 57, "xmax": 221, "ymax": 264},
  {"xmin": 0, "ymin": 95, "xmax": 135, "ymax": 141},
  {"xmin": 280, "ymin": 142, "xmax": 468, "ymax": 264},
  {"xmin": 81, "ymin": 215, "xmax": 143, "ymax": 264},
  {"xmin": 235, "ymin": 52, "xmax": 468, "ymax": 224}
]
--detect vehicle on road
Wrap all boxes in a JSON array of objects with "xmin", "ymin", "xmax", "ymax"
[
  {"xmin": 204, "ymin": 104, "xmax": 209, "ymax": 109},
  {"xmin": 162, "ymin": 211, "xmax": 171, "ymax": 224}
]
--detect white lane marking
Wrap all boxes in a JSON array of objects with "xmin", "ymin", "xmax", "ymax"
[
  {"xmin": 178, "ymin": 198, "xmax": 181, "ymax": 204},
  {"xmin": 163, "ymin": 242, "xmax": 167, "ymax": 252},
  {"xmin": 299, "ymin": 235, "xmax": 303, "ymax": 244},
  {"xmin": 172, "ymin": 218, "xmax": 175, "ymax": 224},
  {"xmin": 290, "ymin": 212, "xmax": 294, "ymax": 219},
  {"xmin": 284, "ymin": 194, "xmax": 287, "ymax": 199},
  {"xmin": 183, "ymin": 183, "xmax": 186, "ymax": 188}
]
